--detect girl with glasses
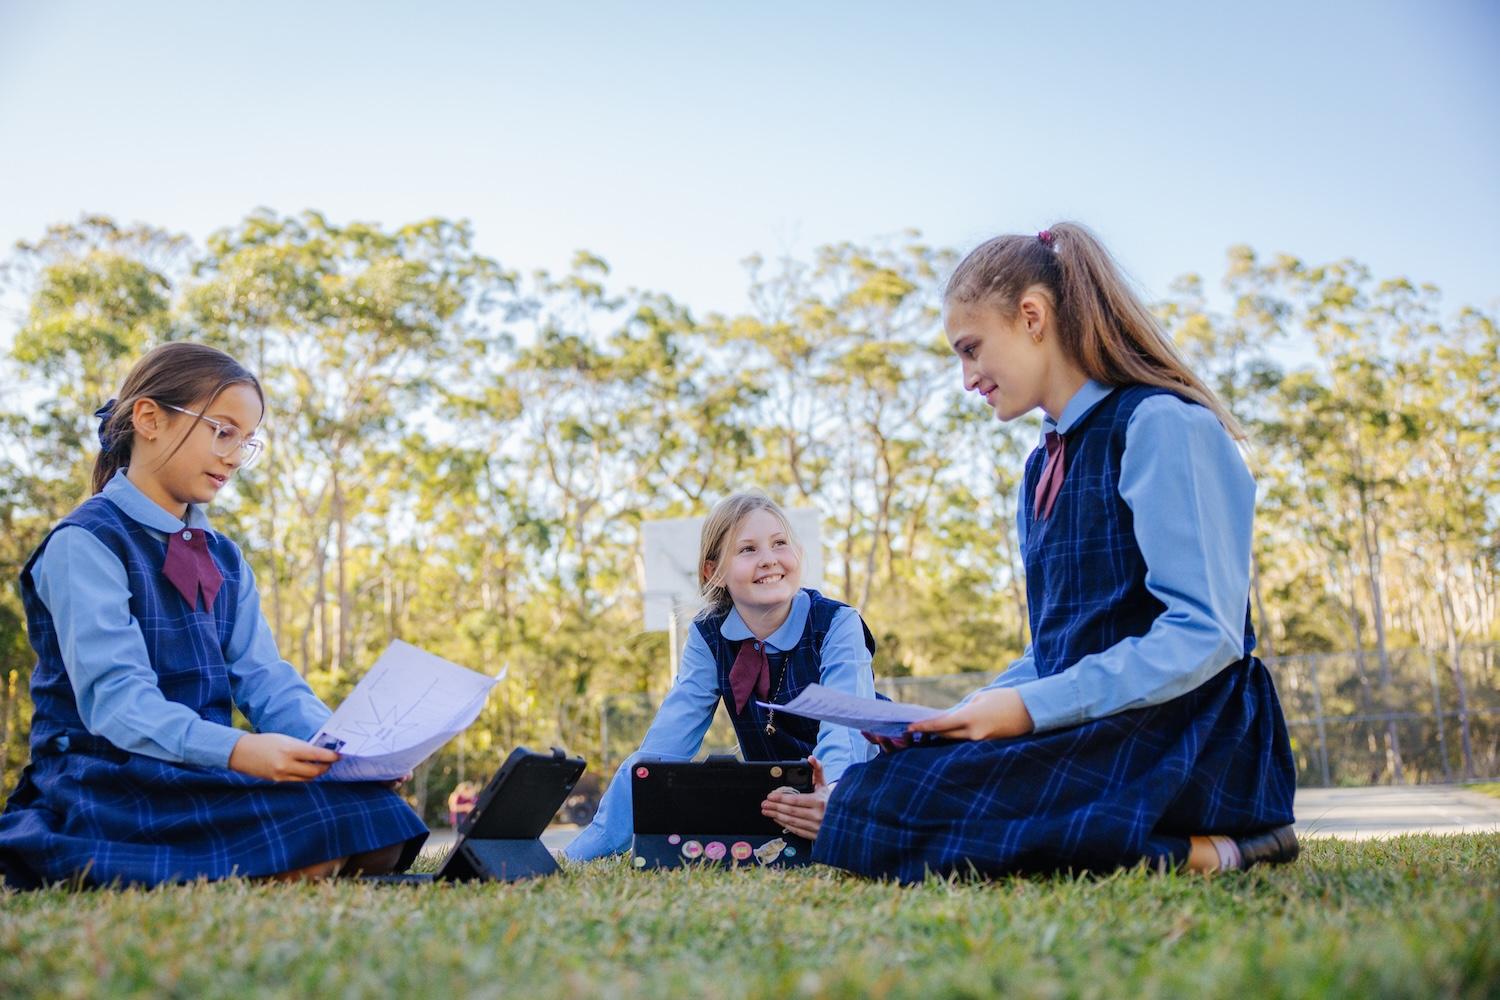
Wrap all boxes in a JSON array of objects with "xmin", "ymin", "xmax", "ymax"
[{"xmin": 0, "ymin": 342, "xmax": 426, "ymax": 887}]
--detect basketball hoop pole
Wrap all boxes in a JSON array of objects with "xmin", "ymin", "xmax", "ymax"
[{"xmin": 666, "ymin": 599, "xmax": 682, "ymax": 694}]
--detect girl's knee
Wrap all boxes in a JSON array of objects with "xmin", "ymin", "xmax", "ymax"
[
  {"xmin": 265, "ymin": 856, "xmax": 347, "ymax": 882},
  {"xmin": 340, "ymin": 843, "xmax": 404, "ymax": 876}
]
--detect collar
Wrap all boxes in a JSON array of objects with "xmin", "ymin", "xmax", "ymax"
[
  {"xmin": 719, "ymin": 589, "xmax": 810, "ymax": 652},
  {"xmin": 103, "ymin": 469, "xmax": 215, "ymax": 537},
  {"xmin": 1041, "ymin": 379, "xmax": 1115, "ymax": 438}
]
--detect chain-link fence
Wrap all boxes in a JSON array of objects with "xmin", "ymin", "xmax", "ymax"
[{"xmin": 593, "ymin": 644, "xmax": 1500, "ymax": 788}]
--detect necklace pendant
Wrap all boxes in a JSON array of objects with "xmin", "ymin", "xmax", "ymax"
[{"xmin": 764, "ymin": 721, "xmax": 776, "ymax": 737}]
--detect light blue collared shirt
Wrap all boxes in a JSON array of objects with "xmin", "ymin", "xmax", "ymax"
[
  {"xmin": 973, "ymin": 380, "xmax": 1256, "ymax": 733},
  {"xmin": 565, "ymin": 589, "xmax": 876, "ymax": 861},
  {"xmin": 30, "ymin": 469, "xmax": 331, "ymax": 768}
]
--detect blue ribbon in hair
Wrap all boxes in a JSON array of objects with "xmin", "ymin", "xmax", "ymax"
[{"xmin": 94, "ymin": 398, "xmax": 118, "ymax": 450}]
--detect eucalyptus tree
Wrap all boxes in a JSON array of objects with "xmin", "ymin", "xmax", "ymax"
[
  {"xmin": 2, "ymin": 215, "xmax": 192, "ymax": 518},
  {"xmin": 1400, "ymin": 304, "xmax": 1500, "ymax": 777},
  {"xmin": 712, "ymin": 237, "xmax": 958, "ymax": 605},
  {"xmin": 183, "ymin": 210, "xmax": 510, "ymax": 677},
  {"xmin": 0, "ymin": 216, "xmax": 192, "ymax": 786},
  {"xmin": 1157, "ymin": 246, "xmax": 1290, "ymax": 656}
]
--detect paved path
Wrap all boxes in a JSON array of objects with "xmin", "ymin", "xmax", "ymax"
[
  {"xmin": 420, "ymin": 786, "xmax": 1500, "ymax": 856},
  {"xmin": 423, "ymin": 825, "xmax": 576, "ymax": 854},
  {"xmin": 1294, "ymin": 785, "xmax": 1500, "ymax": 839}
]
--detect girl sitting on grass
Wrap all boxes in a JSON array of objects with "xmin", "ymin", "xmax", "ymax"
[
  {"xmin": 764, "ymin": 223, "xmax": 1298, "ymax": 882},
  {"xmin": 0, "ymin": 343, "xmax": 427, "ymax": 887},
  {"xmin": 567, "ymin": 490, "xmax": 877, "ymax": 861}
]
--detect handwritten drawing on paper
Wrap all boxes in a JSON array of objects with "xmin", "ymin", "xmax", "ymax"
[{"xmin": 311, "ymin": 640, "xmax": 501, "ymax": 781}]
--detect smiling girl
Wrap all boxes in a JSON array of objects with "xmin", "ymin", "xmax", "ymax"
[
  {"xmin": 0, "ymin": 343, "xmax": 427, "ymax": 887},
  {"xmin": 766, "ymin": 223, "xmax": 1298, "ymax": 882},
  {"xmin": 565, "ymin": 490, "xmax": 877, "ymax": 861}
]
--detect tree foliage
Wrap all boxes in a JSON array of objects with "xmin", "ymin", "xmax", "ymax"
[{"xmin": 2, "ymin": 212, "xmax": 1496, "ymax": 811}]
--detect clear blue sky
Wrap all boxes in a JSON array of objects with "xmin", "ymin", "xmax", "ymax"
[{"xmin": 1, "ymin": 0, "xmax": 1496, "ymax": 334}]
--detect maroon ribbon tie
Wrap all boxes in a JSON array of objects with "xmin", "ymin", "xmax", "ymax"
[
  {"xmin": 1033, "ymin": 430, "xmax": 1066, "ymax": 520},
  {"xmin": 162, "ymin": 528, "xmax": 224, "ymax": 612},
  {"xmin": 728, "ymin": 639, "xmax": 771, "ymax": 714}
]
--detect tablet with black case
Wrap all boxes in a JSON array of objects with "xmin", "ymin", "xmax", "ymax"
[
  {"xmin": 630, "ymin": 757, "xmax": 815, "ymax": 870},
  {"xmin": 437, "ymin": 745, "xmax": 586, "ymax": 881},
  {"xmin": 366, "ymin": 745, "xmax": 586, "ymax": 884}
]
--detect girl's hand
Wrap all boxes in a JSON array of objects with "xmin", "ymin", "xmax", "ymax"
[
  {"xmin": 228, "ymin": 733, "xmax": 340, "ymax": 782},
  {"xmin": 907, "ymin": 688, "xmax": 1035, "ymax": 742},
  {"xmin": 761, "ymin": 756, "xmax": 830, "ymax": 842}
]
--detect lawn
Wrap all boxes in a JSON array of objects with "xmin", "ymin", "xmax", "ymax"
[{"xmin": 2, "ymin": 835, "xmax": 1496, "ymax": 999}]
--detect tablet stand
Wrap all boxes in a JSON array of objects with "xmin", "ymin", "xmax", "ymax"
[
  {"xmin": 438, "ymin": 836, "xmax": 559, "ymax": 882},
  {"xmin": 433, "ymin": 746, "xmax": 586, "ymax": 883}
]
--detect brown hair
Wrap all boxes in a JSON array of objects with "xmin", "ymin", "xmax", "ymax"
[
  {"xmin": 92, "ymin": 342, "xmax": 264, "ymax": 494},
  {"xmin": 945, "ymin": 221, "xmax": 1243, "ymax": 438},
  {"xmin": 695, "ymin": 490, "xmax": 803, "ymax": 620}
]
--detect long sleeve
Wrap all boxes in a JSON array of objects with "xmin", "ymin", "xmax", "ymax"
[
  {"xmin": 223, "ymin": 554, "xmax": 330, "ymax": 740},
  {"xmin": 807, "ymin": 607, "xmax": 878, "ymax": 782},
  {"xmin": 1013, "ymin": 396, "xmax": 1256, "ymax": 732},
  {"xmin": 564, "ymin": 626, "xmax": 723, "ymax": 861},
  {"xmin": 967, "ymin": 647, "xmax": 1040, "ymax": 703},
  {"xmin": 31, "ymin": 527, "xmax": 245, "ymax": 768}
]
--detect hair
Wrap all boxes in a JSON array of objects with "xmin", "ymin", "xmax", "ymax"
[
  {"xmin": 695, "ymin": 489, "xmax": 803, "ymax": 620},
  {"xmin": 944, "ymin": 221, "xmax": 1243, "ymax": 438},
  {"xmin": 92, "ymin": 342, "xmax": 265, "ymax": 494}
]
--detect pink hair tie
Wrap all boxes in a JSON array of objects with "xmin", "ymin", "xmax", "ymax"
[{"xmin": 1037, "ymin": 229, "xmax": 1055, "ymax": 246}]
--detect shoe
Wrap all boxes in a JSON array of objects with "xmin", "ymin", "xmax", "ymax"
[{"xmin": 1235, "ymin": 825, "xmax": 1299, "ymax": 867}]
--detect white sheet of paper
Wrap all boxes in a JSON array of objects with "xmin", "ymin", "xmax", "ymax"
[
  {"xmin": 758, "ymin": 683, "xmax": 946, "ymax": 737},
  {"xmin": 311, "ymin": 640, "xmax": 500, "ymax": 781}
]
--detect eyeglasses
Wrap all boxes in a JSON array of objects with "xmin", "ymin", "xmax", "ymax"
[{"xmin": 162, "ymin": 403, "xmax": 266, "ymax": 468}]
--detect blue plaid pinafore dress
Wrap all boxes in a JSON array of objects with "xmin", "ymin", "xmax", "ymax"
[
  {"xmin": 696, "ymin": 588, "xmax": 877, "ymax": 762},
  {"xmin": 812, "ymin": 386, "xmax": 1296, "ymax": 883},
  {"xmin": 0, "ymin": 495, "xmax": 427, "ymax": 888}
]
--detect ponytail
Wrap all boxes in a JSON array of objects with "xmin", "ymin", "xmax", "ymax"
[
  {"xmin": 91, "ymin": 399, "xmax": 134, "ymax": 494},
  {"xmin": 946, "ymin": 222, "xmax": 1243, "ymax": 439}
]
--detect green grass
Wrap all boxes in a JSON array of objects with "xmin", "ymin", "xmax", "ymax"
[
  {"xmin": 3, "ymin": 836, "xmax": 1497, "ymax": 999},
  {"xmin": 1468, "ymin": 783, "xmax": 1500, "ymax": 801}
]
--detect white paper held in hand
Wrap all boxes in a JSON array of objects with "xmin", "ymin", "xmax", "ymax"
[
  {"xmin": 310, "ymin": 640, "xmax": 502, "ymax": 781},
  {"xmin": 757, "ymin": 683, "xmax": 945, "ymax": 737}
]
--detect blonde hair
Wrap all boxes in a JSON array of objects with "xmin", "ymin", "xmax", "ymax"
[
  {"xmin": 695, "ymin": 490, "xmax": 803, "ymax": 620},
  {"xmin": 945, "ymin": 221, "xmax": 1243, "ymax": 439}
]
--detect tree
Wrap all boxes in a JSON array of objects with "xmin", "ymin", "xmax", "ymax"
[
  {"xmin": 0, "ymin": 216, "xmax": 190, "ymax": 788},
  {"xmin": 184, "ymin": 210, "xmax": 511, "ymax": 679}
]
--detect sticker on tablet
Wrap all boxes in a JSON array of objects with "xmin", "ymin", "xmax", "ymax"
[
  {"xmin": 704, "ymin": 841, "xmax": 727, "ymax": 861},
  {"xmin": 754, "ymin": 838, "xmax": 786, "ymax": 865},
  {"xmin": 681, "ymin": 840, "xmax": 703, "ymax": 859},
  {"xmin": 636, "ymin": 766, "xmax": 650, "ymax": 779},
  {"xmin": 731, "ymin": 841, "xmax": 752, "ymax": 861},
  {"xmin": 668, "ymin": 834, "xmax": 681, "ymax": 845}
]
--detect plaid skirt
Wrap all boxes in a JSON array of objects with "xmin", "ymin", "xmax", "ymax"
[
  {"xmin": 0, "ymin": 748, "xmax": 428, "ymax": 888},
  {"xmin": 812, "ymin": 656, "xmax": 1295, "ymax": 884}
]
